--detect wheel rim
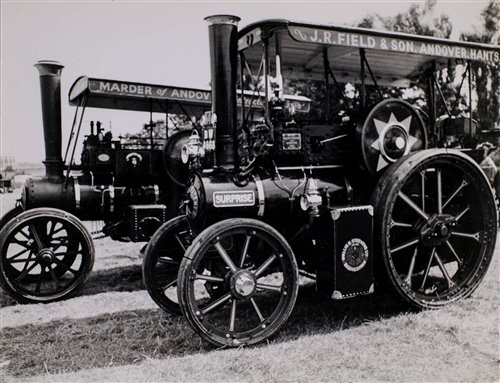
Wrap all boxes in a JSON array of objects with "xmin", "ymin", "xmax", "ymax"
[
  {"xmin": 378, "ymin": 152, "xmax": 496, "ymax": 308},
  {"xmin": 143, "ymin": 216, "xmax": 193, "ymax": 314},
  {"xmin": 179, "ymin": 220, "xmax": 298, "ymax": 347},
  {"xmin": 1, "ymin": 214, "xmax": 93, "ymax": 302}
]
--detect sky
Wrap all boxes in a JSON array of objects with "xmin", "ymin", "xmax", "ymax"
[{"xmin": 0, "ymin": 0, "xmax": 494, "ymax": 164}]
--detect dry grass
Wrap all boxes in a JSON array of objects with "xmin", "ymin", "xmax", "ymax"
[
  {"xmin": 2, "ymin": 286, "xmax": 406, "ymax": 378},
  {"xmin": 3, "ymin": 255, "xmax": 499, "ymax": 382},
  {"xmin": 1, "ymin": 192, "xmax": 499, "ymax": 382},
  {"xmin": 0, "ymin": 264, "xmax": 144, "ymax": 308}
]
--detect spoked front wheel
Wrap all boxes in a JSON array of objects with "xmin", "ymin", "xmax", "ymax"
[
  {"xmin": 372, "ymin": 149, "xmax": 497, "ymax": 309},
  {"xmin": 178, "ymin": 218, "xmax": 299, "ymax": 347},
  {"xmin": 142, "ymin": 215, "xmax": 194, "ymax": 315},
  {"xmin": 0, "ymin": 208, "xmax": 94, "ymax": 304}
]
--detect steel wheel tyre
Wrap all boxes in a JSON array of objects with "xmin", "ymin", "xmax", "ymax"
[
  {"xmin": 0, "ymin": 208, "xmax": 95, "ymax": 304},
  {"xmin": 0, "ymin": 205, "xmax": 24, "ymax": 230},
  {"xmin": 372, "ymin": 149, "xmax": 497, "ymax": 309},
  {"xmin": 142, "ymin": 215, "xmax": 193, "ymax": 315},
  {"xmin": 178, "ymin": 218, "xmax": 299, "ymax": 347}
]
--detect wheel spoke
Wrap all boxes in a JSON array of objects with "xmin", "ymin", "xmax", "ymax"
[
  {"xmin": 18, "ymin": 229, "xmax": 32, "ymax": 242},
  {"xmin": 47, "ymin": 221, "xmax": 56, "ymax": 239},
  {"xmin": 403, "ymin": 247, "xmax": 418, "ymax": 288},
  {"xmin": 445, "ymin": 240, "xmax": 462, "ymax": 265},
  {"xmin": 390, "ymin": 238, "xmax": 419, "ymax": 254},
  {"xmin": 52, "ymin": 257, "xmax": 80, "ymax": 275},
  {"xmin": 391, "ymin": 220, "xmax": 413, "ymax": 229},
  {"xmin": 214, "ymin": 241, "xmax": 237, "ymax": 273},
  {"xmin": 6, "ymin": 247, "xmax": 30, "ymax": 261},
  {"xmin": 254, "ymin": 254, "xmax": 277, "ymax": 277},
  {"xmin": 11, "ymin": 239, "xmax": 30, "ymax": 248},
  {"xmin": 256, "ymin": 282, "xmax": 282, "ymax": 292},
  {"xmin": 201, "ymin": 292, "xmax": 232, "ymax": 315},
  {"xmin": 175, "ymin": 234, "xmax": 187, "ymax": 252},
  {"xmin": 35, "ymin": 266, "xmax": 45, "ymax": 294},
  {"xmin": 14, "ymin": 261, "xmax": 39, "ymax": 282},
  {"xmin": 398, "ymin": 192, "xmax": 429, "ymax": 220},
  {"xmin": 195, "ymin": 274, "xmax": 224, "ymax": 283},
  {"xmin": 250, "ymin": 297, "xmax": 265, "ymax": 322},
  {"xmin": 50, "ymin": 226, "xmax": 66, "ymax": 237},
  {"xmin": 443, "ymin": 179, "xmax": 468, "ymax": 209},
  {"xmin": 455, "ymin": 205, "xmax": 470, "ymax": 222},
  {"xmin": 8, "ymin": 258, "xmax": 37, "ymax": 264},
  {"xmin": 239, "ymin": 235, "xmax": 251, "ymax": 268},
  {"xmin": 54, "ymin": 250, "xmax": 80, "ymax": 257},
  {"xmin": 434, "ymin": 251, "xmax": 455, "ymax": 289},
  {"xmin": 437, "ymin": 168, "xmax": 443, "ymax": 214},
  {"xmin": 157, "ymin": 257, "xmax": 179, "ymax": 265},
  {"xmin": 29, "ymin": 223, "xmax": 46, "ymax": 249},
  {"xmin": 420, "ymin": 171, "xmax": 426, "ymax": 213},
  {"xmin": 228, "ymin": 299, "xmax": 237, "ymax": 332},
  {"xmin": 51, "ymin": 238, "xmax": 70, "ymax": 252},
  {"xmin": 452, "ymin": 231, "xmax": 481, "ymax": 243},
  {"xmin": 419, "ymin": 248, "xmax": 436, "ymax": 292},
  {"xmin": 160, "ymin": 279, "xmax": 177, "ymax": 291},
  {"xmin": 48, "ymin": 265, "xmax": 62, "ymax": 289}
]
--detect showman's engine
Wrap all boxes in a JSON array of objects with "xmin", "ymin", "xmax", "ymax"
[{"xmin": 20, "ymin": 62, "xmax": 185, "ymax": 243}]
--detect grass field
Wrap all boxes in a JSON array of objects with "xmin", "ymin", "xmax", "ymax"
[{"xmin": 1, "ymin": 190, "xmax": 499, "ymax": 382}]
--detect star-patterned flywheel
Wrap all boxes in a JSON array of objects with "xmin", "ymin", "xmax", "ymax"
[{"xmin": 370, "ymin": 112, "xmax": 418, "ymax": 172}]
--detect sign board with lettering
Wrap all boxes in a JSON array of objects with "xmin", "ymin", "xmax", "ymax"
[
  {"xmin": 69, "ymin": 77, "xmax": 310, "ymax": 114},
  {"xmin": 213, "ymin": 191, "xmax": 256, "ymax": 208},
  {"xmin": 238, "ymin": 20, "xmax": 499, "ymax": 84},
  {"xmin": 289, "ymin": 26, "xmax": 499, "ymax": 64}
]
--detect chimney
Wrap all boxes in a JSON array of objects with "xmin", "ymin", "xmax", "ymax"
[
  {"xmin": 34, "ymin": 60, "xmax": 65, "ymax": 182},
  {"xmin": 205, "ymin": 15, "xmax": 240, "ymax": 169}
]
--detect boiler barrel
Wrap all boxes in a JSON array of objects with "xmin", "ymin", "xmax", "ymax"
[{"xmin": 186, "ymin": 168, "xmax": 348, "ymax": 232}]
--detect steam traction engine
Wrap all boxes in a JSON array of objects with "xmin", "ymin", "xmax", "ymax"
[
  {"xmin": 0, "ymin": 65, "xmax": 210, "ymax": 303},
  {"xmin": 143, "ymin": 15, "xmax": 498, "ymax": 347}
]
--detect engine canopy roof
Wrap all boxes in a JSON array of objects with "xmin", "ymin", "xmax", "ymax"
[{"xmin": 239, "ymin": 19, "xmax": 499, "ymax": 85}]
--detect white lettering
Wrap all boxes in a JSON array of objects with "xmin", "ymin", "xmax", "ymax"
[
  {"xmin": 213, "ymin": 192, "xmax": 255, "ymax": 207},
  {"xmin": 323, "ymin": 31, "xmax": 332, "ymax": 44},
  {"xmin": 338, "ymin": 33, "xmax": 346, "ymax": 45},
  {"xmin": 100, "ymin": 82, "xmax": 111, "ymax": 91}
]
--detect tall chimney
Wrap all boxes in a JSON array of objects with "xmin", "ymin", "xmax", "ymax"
[
  {"xmin": 205, "ymin": 15, "xmax": 240, "ymax": 169},
  {"xmin": 34, "ymin": 60, "xmax": 64, "ymax": 183}
]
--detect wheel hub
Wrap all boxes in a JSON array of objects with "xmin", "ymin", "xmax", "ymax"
[
  {"xmin": 380, "ymin": 125, "xmax": 409, "ymax": 161},
  {"xmin": 37, "ymin": 248, "xmax": 55, "ymax": 265},
  {"xmin": 419, "ymin": 214, "xmax": 456, "ymax": 247},
  {"xmin": 230, "ymin": 270, "xmax": 256, "ymax": 298}
]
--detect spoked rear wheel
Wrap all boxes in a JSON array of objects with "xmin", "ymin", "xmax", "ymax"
[
  {"xmin": 178, "ymin": 218, "xmax": 299, "ymax": 347},
  {"xmin": 142, "ymin": 215, "xmax": 194, "ymax": 315},
  {"xmin": 372, "ymin": 149, "xmax": 497, "ymax": 309},
  {"xmin": 0, "ymin": 208, "xmax": 94, "ymax": 304}
]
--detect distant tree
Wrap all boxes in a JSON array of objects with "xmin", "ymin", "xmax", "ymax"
[
  {"xmin": 461, "ymin": 1, "xmax": 500, "ymax": 129},
  {"xmin": 358, "ymin": 0, "xmax": 452, "ymax": 38},
  {"xmin": 122, "ymin": 115, "xmax": 194, "ymax": 149},
  {"xmin": 356, "ymin": 0, "xmax": 458, "ymax": 120}
]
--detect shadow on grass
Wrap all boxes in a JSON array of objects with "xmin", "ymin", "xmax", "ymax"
[
  {"xmin": 0, "ymin": 264, "xmax": 145, "ymax": 308},
  {"xmin": 2, "ymin": 283, "xmax": 411, "ymax": 378}
]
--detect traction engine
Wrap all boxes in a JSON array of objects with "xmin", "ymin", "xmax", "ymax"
[
  {"xmin": 0, "ymin": 62, "xmax": 192, "ymax": 304},
  {"xmin": 142, "ymin": 15, "xmax": 498, "ymax": 347}
]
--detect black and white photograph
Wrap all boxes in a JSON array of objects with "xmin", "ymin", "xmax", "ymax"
[{"xmin": 1, "ymin": 0, "xmax": 499, "ymax": 382}]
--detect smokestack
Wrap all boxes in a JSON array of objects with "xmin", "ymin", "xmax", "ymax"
[
  {"xmin": 205, "ymin": 15, "xmax": 240, "ymax": 169},
  {"xmin": 34, "ymin": 60, "xmax": 64, "ymax": 183}
]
